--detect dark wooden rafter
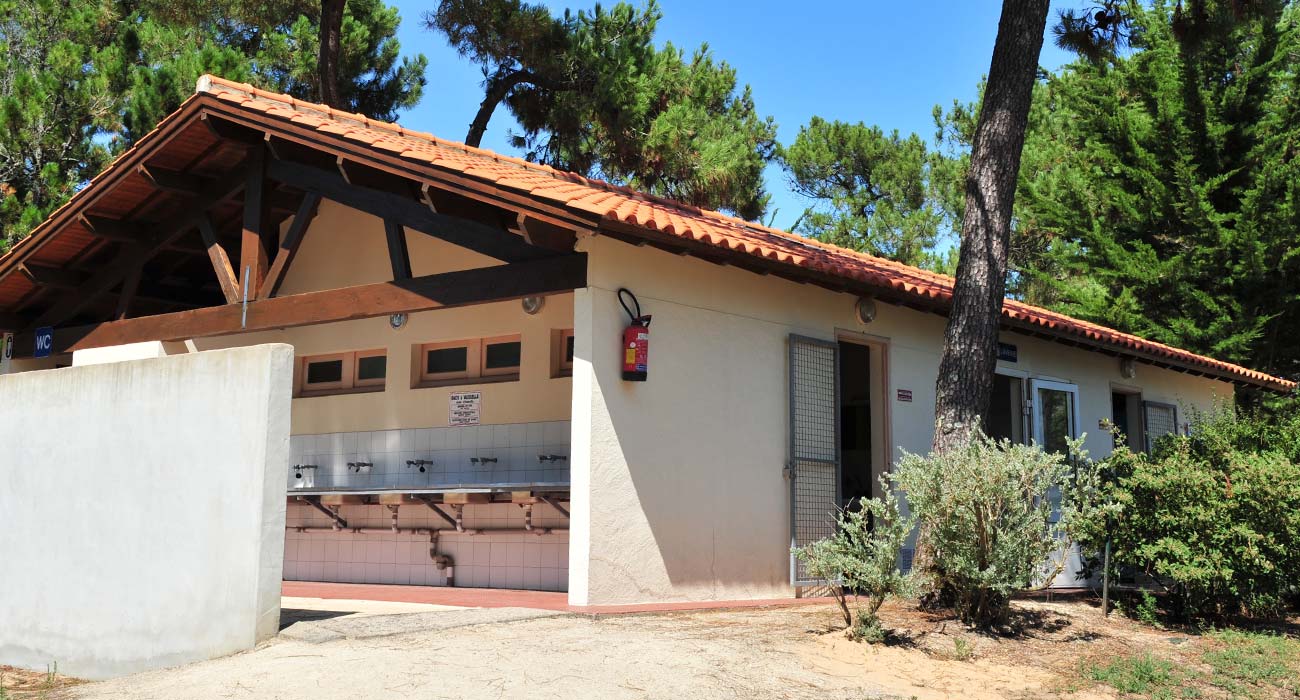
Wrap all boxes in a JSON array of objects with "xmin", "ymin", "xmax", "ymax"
[
  {"xmin": 79, "ymin": 214, "xmax": 141, "ymax": 243},
  {"xmin": 17, "ymin": 253, "xmax": 587, "ymax": 356},
  {"xmin": 198, "ymin": 215, "xmax": 242, "ymax": 304},
  {"xmin": 115, "ymin": 263, "xmax": 143, "ymax": 320},
  {"xmin": 19, "ymin": 263, "xmax": 84, "ymax": 290},
  {"xmin": 28, "ymin": 162, "xmax": 250, "ymax": 330},
  {"xmin": 259, "ymin": 192, "xmax": 321, "ymax": 300},
  {"xmin": 384, "ymin": 219, "xmax": 412, "ymax": 281},
  {"xmin": 239, "ymin": 146, "xmax": 270, "ymax": 298},
  {"xmin": 264, "ymin": 158, "xmax": 554, "ymax": 264},
  {"xmin": 137, "ymin": 165, "xmax": 209, "ymax": 196}
]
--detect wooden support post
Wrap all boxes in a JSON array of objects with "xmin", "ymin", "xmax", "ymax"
[
  {"xmin": 384, "ymin": 219, "xmax": 412, "ymax": 281},
  {"xmin": 239, "ymin": 147, "xmax": 269, "ymax": 299},
  {"xmin": 259, "ymin": 192, "xmax": 321, "ymax": 300},
  {"xmin": 198, "ymin": 216, "xmax": 242, "ymax": 304}
]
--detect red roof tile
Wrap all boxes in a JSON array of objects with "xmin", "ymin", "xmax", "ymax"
[{"xmin": 0, "ymin": 74, "xmax": 1291, "ymax": 392}]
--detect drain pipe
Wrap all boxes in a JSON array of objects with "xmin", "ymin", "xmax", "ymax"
[
  {"xmin": 429, "ymin": 529, "xmax": 454, "ymax": 587},
  {"xmin": 386, "ymin": 504, "xmax": 400, "ymax": 533}
]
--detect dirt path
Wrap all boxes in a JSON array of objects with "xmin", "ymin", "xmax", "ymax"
[{"xmin": 49, "ymin": 597, "xmax": 1252, "ymax": 700}]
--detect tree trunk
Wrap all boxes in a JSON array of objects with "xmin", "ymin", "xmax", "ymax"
[
  {"xmin": 318, "ymin": 0, "xmax": 346, "ymax": 108},
  {"xmin": 932, "ymin": 0, "xmax": 1049, "ymax": 453},
  {"xmin": 464, "ymin": 69, "xmax": 535, "ymax": 148}
]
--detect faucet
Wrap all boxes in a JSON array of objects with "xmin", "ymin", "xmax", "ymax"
[
  {"xmin": 406, "ymin": 459, "xmax": 432, "ymax": 473},
  {"xmin": 537, "ymin": 454, "xmax": 568, "ymax": 463},
  {"xmin": 293, "ymin": 464, "xmax": 318, "ymax": 479},
  {"xmin": 470, "ymin": 456, "xmax": 498, "ymax": 465},
  {"xmin": 347, "ymin": 461, "xmax": 373, "ymax": 473}
]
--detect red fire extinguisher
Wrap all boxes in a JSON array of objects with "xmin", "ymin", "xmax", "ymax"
[{"xmin": 619, "ymin": 288, "xmax": 650, "ymax": 381}]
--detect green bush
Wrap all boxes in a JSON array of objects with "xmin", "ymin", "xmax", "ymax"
[
  {"xmin": 793, "ymin": 478, "xmax": 913, "ymax": 639},
  {"xmin": 1076, "ymin": 408, "xmax": 1300, "ymax": 621},
  {"xmin": 895, "ymin": 429, "xmax": 1092, "ymax": 627}
]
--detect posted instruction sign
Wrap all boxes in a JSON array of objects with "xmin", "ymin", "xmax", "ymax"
[{"xmin": 449, "ymin": 391, "xmax": 482, "ymax": 426}]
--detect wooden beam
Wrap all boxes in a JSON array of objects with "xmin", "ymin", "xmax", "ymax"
[
  {"xmin": 266, "ymin": 158, "xmax": 553, "ymax": 263},
  {"xmin": 239, "ymin": 147, "xmax": 269, "ymax": 298},
  {"xmin": 384, "ymin": 219, "xmax": 412, "ymax": 281},
  {"xmin": 79, "ymin": 214, "xmax": 141, "ymax": 243},
  {"xmin": 201, "ymin": 113, "xmax": 264, "ymax": 146},
  {"xmin": 19, "ymin": 263, "xmax": 85, "ymax": 290},
  {"xmin": 259, "ymin": 192, "xmax": 321, "ymax": 300},
  {"xmin": 115, "ymin": 263, "xmax": 143, "ymax": 320},
  {"xmin": 22, "ymin": 254, "xmax": 586, "ymax": 355},
  {"xmin": 137, "ymin": 165, "xmax": 208, "ymax": 196},
  {"xmin": 0, "ymin": 312, "xmax": 30, "ymax": 331},
  {"xmin": 198, "ymin": 216, "xmax": 242, "ymax": 304},
  {"xmin": 32, "ymin": 164, "xmax": 248, "ymax": 328}
]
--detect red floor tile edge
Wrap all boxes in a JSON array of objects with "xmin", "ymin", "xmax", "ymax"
[{"xmin": 282, "ymin": 581, "xmax": 836, "ymax": 615}]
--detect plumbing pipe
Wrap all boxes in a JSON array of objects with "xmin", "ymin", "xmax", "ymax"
[
  {"xmin": 428, "ymin": 530, "xmax": 454, "ymax": 587},
  {"xmin": 386, "ymin": 504, "xmax": 400, "ymax": 532}
]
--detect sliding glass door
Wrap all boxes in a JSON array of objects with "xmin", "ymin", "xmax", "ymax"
[{"xmin": 1031, "ymin": 379, "xmax": 1079, "ymax": 452}]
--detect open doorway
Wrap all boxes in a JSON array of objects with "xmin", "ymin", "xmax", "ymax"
[
  {"xmin": 1111, "ymin": 388, "xmax": 1144, "ymax": 452},
  {"xmin": 985, "ymin": 372, "xmax": 1026, "ymax": 444},
  {"xmin": 837, "ymin": 337, "xmax": 887, "ymax": 506}
]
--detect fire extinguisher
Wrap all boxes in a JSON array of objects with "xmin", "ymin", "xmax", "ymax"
[{"xmin": 618, "ymin": 288, "xmax": 650, "ymax": 382}]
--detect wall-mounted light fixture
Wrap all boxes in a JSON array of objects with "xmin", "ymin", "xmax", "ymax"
[
  {"xmin": 1120, "ymin": 357, "xmax": 1137, "ymax": 379},
  {"xmin": 855, "ymin": 296, "xmax": 878, "ymax": 325},
  {"xmin": 389, "ymin": 313, "xmax": 407, "ymax": 330},
  {"xmin": 521, "ymin": 296, "xmax": 545, "ymax": 315}
]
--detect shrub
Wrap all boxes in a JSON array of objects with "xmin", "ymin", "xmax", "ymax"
[
  {"xmin": 895, "ymin": 429, "xmax": 1091, "ymax": 627},
  {"xmin": 1076, "ymin": 408, "xmax": 1300, "ymax": 621},
  {"xmin": 793, "ymin": 478, "xmax": 913, "ymax": 640}
]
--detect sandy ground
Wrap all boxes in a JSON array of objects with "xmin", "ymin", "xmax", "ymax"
[{"xmin": 20, "ymin": 595, "xmax": 1279, "ymax": 700}]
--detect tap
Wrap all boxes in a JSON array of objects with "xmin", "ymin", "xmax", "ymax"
[
  {"xmin": 406, "ymin": 459, "xmax": 432, "ymax": 473},
  {"xmin": 470, "ymin": 456, "xmax": 498, "ymax": 465},
  {"xmin": 537, "ymin": 454, "xmax": 568, "ymax": 463},
  {"xmin": 347, "ymin": 461, "xmax": 373, "ymax": 473},
  {"xmin": 293, "ymin": 464, "xmax": 318, "ymax": 479}
]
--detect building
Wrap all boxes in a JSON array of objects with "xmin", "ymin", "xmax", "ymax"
[{"xmin": 0, "ymin": 76, "xmax": 1291, "ymax": 607}]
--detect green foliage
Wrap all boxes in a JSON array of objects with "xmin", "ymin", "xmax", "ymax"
[
  {"xmin": 1132, "ymin": 590, "xmax": 1161, "ymax": 626},
  {"xmin": 1076, "ymin": 408, "xmax": 1300, "ymax": 621},
  {"xmin": 1014, "ymin": 1, "xmax": 1300, "ymax": 379},
  {"xmin": 1203, "ymin": 629, "xmax": 1300, "ymax": 696},
  {"xmin": 427, "ymin": 0, "xmax": 777, "ymax": 220},
  {"xmin": 0, "ymin": 0, "xmax": 426, "ymax": 247},
  {"xmin": 780, "ymin": 117, "xmax": 955, "ymax": 271},
  {"xmin": 951, "ymin": 637, "xmax": 975, "ymax": 661},
  {"xmin": 1084, "ymin": 654, "xmax": 1183, "ymax": 698},
  {"xmin": 793, "ymin": 478, "xmax": 913, "ymax": 640},
  {"xmin": 896, "ymin": 429, "xmax": 1091, "ymax": 627}
]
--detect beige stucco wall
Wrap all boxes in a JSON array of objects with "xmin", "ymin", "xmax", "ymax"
[
  {"xmin": 195, "ymin": 200, "xmax": 574, "ymax": 433},
  {"xmin": 568, "ymin": 234, "xmax": 1232, "ymax": 606}
]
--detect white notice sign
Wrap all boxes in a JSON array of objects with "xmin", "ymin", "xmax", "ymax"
[{"xmin": 449, "ymin": 391, "xmax": 481, "ymax": 426}]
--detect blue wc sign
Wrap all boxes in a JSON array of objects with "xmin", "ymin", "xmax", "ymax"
[{"xmin": 33, "ymin": 326, "xmax": 53, "ymax": 359}]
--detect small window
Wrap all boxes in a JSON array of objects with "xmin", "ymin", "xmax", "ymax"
[
  {"xmin": 551, "ymin": 328, "xmax": 575, "ymax": 377},
  {"xmin": 426, "ymin": 346, "xmax": 468, "ymax": 375},
  {"xmin": 297, "ymin": 350, "xmax": 387, "ymax": 396},
  {"xmin": 417, "ymin": 339, "xmax": 479, "ymax": 385},
  {"xmin": 482, "ymin": 335, "xmax": 522, "ymax": 378}
]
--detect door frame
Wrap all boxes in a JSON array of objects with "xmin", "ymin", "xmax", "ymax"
[
  {"xmin": 1029, "ymin": 378, "xmax": 1081, "ymax": 448},
  {"xmin": 835, "ymin": 329, "xmax": 892, "ymax": 496}
]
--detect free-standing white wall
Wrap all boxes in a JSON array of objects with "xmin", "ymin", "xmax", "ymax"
[{"xmin": 0, "ymin": 344, "xmax": 293, "ymax": 679}]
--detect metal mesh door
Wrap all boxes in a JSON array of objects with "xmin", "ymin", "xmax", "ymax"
[
  {"xmin": 1143, "ymin": 401, "xmax": 1178, "ymax": 452},
  {"xmin": 788, "ymin": 334, "xmax": 840, "ymax": 586}
]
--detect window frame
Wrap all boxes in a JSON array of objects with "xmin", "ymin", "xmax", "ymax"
[
  {"xmin": 297, "ymin": 349, "xmax": 388, "ymax": 397},
  {"xmin": 418, "ymin": 339, "xmax": 479, "ymax": 385},
  {"xmin": 480, "ymin": 334, "xmax": 522, "ymax": 379},
  {"xmin": 552, "ymin": 328, "xmax": 575, "ymax": 377}
]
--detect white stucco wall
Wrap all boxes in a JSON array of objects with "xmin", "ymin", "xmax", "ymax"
[
  {"xmin": 0, "ymin": 344, "xmax": 292, "ymax": 679},
  {"xmin": 568, "ymin": 234, "xmax": 1233, "ymax": 606}
]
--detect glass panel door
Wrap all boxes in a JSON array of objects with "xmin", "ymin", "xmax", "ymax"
[{"xmin": 1031, "ymin": 379, "xmax": 1079, "ymax": 453}]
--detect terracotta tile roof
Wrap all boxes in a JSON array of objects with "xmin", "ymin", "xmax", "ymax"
[{"xmin": 4, "ymin": 74, "xmax": 1293, "ymax": 392}]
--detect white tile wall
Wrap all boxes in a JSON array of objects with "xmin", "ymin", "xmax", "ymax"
[
  {"xmin": 282, "ymin": 502, "xmax": 569, "ymax": 592},
  {"xmin": 287, "ymin": 421, "xmax": 571, "ymax": 490}
]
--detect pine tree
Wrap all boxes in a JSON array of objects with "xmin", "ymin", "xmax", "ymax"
[{"xmin": 427, "ymin": 0, "xmax": 777, "ymax": 220}]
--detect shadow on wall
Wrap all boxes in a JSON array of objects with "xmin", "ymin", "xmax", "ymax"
[{"xmin": 588, "ymin": 291, "xmax": 793, "ymax": 602}]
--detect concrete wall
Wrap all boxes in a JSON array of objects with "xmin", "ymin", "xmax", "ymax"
[
  {"xmin": 0, "ymin": 345, "xmax": 293, "ymax": 679},
  {"xmin": 568, "ymin": 234, "xmax": 1232, "ymax": 606}
]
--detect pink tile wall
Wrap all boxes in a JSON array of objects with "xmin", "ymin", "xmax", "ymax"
[{"xmin": 282, "ymin": 502, "xmax": 569, "ymax": 592}]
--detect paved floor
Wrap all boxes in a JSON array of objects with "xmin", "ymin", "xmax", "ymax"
[{"xmin": 282, "ymin": 580, "xmax": 835, "ymax": 614}]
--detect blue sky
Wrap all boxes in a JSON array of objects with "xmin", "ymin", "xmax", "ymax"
[{"xmin": 386, "ymin": 1, "xmax": 1082, "ymax": 231}]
